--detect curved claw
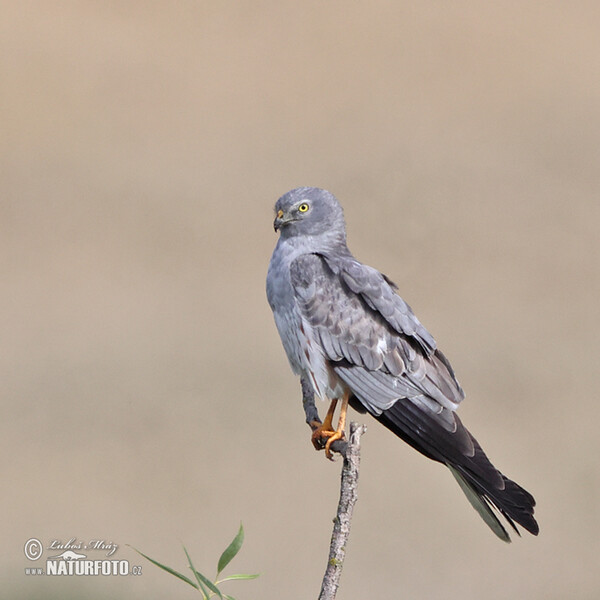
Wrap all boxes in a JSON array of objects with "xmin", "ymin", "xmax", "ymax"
[
  {"xmin": 308, "ymin": 391, "xmax": 350, "ymax": 460},
  {"xmin": 311, "ymin": 422, "xmax": 336, "ymax": 452},
  {"xmin": 324, "ymin": 429, "xmax": 346, "ymax": 460}
]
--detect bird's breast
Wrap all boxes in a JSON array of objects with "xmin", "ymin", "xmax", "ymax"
[{"xmin": 267, "ymin": 244, "xmax": 343, "ymax": 400}]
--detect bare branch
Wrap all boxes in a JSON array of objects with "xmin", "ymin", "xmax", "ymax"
[{"xmin": 318, "ymin": 422, "xmax": 366, "ymax": 600}]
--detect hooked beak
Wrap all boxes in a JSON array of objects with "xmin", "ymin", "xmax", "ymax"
[{"xmin": 273, "ymin": 209, "xmax": 293, "ymax": 232}]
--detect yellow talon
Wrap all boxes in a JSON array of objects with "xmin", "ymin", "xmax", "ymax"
[{"xmin": 309, "ymin": 391, "xmax": 350, "ymax": 460}]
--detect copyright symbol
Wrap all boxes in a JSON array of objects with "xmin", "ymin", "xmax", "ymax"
[{"xmin": 24, "ymin": 538, "xmax": 43, "ymax": 561}]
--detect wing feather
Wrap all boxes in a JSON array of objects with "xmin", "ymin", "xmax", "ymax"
[
  {"xmin": 289, "ymin": 253, "xmax": 464, "ymax": 416},
  {"xmin": 321, "ymin": 254, "xmax": 437, "ymax": 354}
]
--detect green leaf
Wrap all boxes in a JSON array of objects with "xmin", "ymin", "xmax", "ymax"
[
  {"xmin": 217, "ymin": 573, "xmax": 260, "ymax": 583},
  {"xmin": 193, "ymin": 570, "xmax": 224, "ymax": 600},
  {"xmin": 217, "ymin": 523, "xmax": 244, "ymax": 576},
  {"xmin": 184, "ymin": 546, "xmax": 223, "ymax": 600},
  {"xmin": 128, "ymin": 546, "xmax": 197, "ymax": 590},
  {"xmin": 183, "ymin": 550, "xmax": 210, "ymax": 600},
  {"xmin": 189, "ymin": 570, "xmax": 211, "ymax": 600},
  {"xmin": 224, "ymin": 596, "xmax": 237, "ymax": 600}
]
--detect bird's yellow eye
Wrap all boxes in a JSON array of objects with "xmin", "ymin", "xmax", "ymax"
[{"xmin": 298, "ymin": 203, "xmax": 310, "ymax": 213}]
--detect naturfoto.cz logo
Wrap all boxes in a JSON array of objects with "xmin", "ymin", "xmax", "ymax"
[{"xmin": 23, "ymin": 537, "xmax": 143, "ymax": 577}]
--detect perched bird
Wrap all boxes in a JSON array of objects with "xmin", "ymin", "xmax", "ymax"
[{"xmin": 266, "ymin": 186, "xmax": 538, "ymax": 542}]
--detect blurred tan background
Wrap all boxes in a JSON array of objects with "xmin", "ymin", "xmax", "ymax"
[{"xmin": 2, "ymin": 2, "xmax": 599, "ymax": 599}]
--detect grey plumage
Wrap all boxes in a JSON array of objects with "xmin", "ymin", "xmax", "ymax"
[{"xmin": 266, "ymin": 186, "xmax": 538, "ymax": 541}]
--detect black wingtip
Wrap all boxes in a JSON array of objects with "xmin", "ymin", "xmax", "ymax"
[{"xmin": 374, "ymin": 398, "xmax": 539, "ymax": 540}]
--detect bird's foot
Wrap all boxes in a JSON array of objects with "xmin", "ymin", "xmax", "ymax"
[
  {"xmin": 310, "ymin": 420, "xmax": 333, "ymax": 450},
  {"xmin": 324, "ymin": 428, "xmax": 346, "ymax": 460},
  {"xmin": 310, "ymin": 421, "xmax": 346, "ymax": 460}
]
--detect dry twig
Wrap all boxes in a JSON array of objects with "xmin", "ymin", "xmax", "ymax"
[
  {"xmin": 301, "ymin": 377, "xmax": 366, "ymax": 598},
  {"xmin": 318, "ymin": 421, "xmax": 366, "ymax": 600}
]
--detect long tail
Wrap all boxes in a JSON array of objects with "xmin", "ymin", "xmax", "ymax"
[{"xmin": 373, "ymin": 397, "xmax": 539, "ymax": 541}]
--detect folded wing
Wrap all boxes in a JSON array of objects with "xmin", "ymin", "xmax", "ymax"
[{"xmin": 289, "ymin": 252, "xmax": 464, "ymax": 418}]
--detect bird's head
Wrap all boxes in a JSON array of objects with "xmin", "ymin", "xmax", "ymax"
[{"xmin": 273, "ymin": 187, "xmax": 346, "ymax": 244}]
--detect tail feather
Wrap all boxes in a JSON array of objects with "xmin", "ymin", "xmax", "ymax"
[
  {"xmin": 374, "ymin": 397, "xmax": 539, "ymax": 540},
  {"xmin": 447, "ymin": 465, "xmax": 511, "ymax": 542}
]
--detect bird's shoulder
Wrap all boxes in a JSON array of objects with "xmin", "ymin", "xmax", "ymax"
[{"xmin": 289, "ymin": 252, "xmax": 436, "ymax": 357}]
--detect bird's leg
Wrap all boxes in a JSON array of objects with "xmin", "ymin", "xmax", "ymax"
[
  {"xmin": 324, "ymin": 390, "xmax": 350, "ymax": 460},
  {"xmin": 301, "ymin": 375, "xmax": 321, "ymax": 427},
  {"xmin": 311, "ymin": 398, "xmax": 338, "ymax": 451}
]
